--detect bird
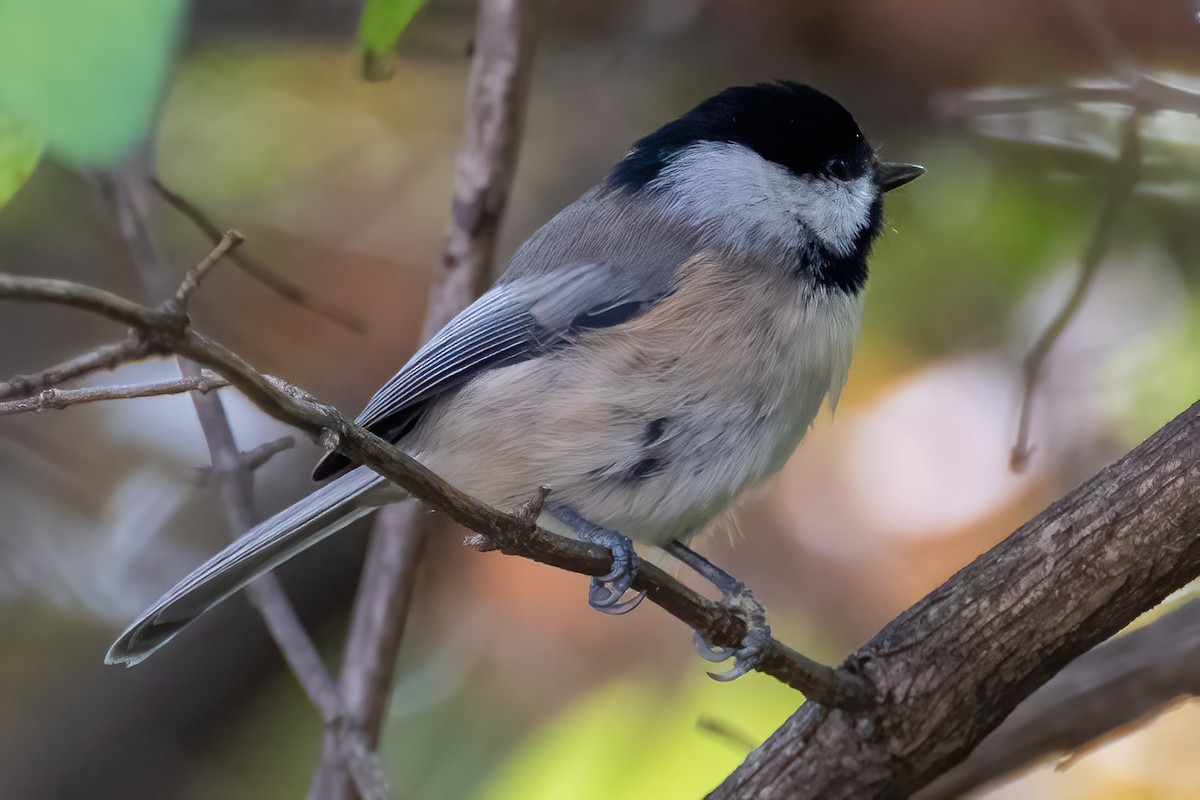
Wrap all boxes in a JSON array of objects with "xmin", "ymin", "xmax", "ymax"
[{"xmin": 107, "ymin": 81, "xmax": 922, "ymax": 677}]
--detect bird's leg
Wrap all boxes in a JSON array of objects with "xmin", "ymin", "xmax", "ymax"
[
  {"xmin": 667, "ymin": 539, "xmax": 770, "ymax": 681},
  {"xmin": 551, "ymin": 504, "xmax": 646, "ymax": 615}
]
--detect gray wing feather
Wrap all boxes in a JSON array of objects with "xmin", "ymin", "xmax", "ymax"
[
  {"xmin": 313, "ymin": 187, "xmax": 702, "ymax": 478},
  {"xmin": 353, "ymin": 286, "xmax": 537, "ymax": 429},
  {"xmin": 106, "ymin": 466, "xmax": 390, "ymax": 666}
]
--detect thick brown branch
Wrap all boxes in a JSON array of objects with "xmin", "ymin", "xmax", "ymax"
[
  {"xmin": 710, "ymin": 400, "xmax": 1200, "ymax": 799},
  {"xmin": 0, "ymin": 372, "xmax": 227, "ymax": 416},
  {"xmin": 916, "ymin": 600, "xmax": 1200, "ymax": 799}
]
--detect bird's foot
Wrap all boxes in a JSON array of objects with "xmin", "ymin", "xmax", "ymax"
[
  {"xmin": 584, "ymin": 525, "xmax": 645, "ymax": 615},
  {"xmin": 693, "ymin": 582, "xmax": 771, "ymax": 681},
  {"xmin": 553, "ymin": 505, "xmax": 645, "ymax": 615}
]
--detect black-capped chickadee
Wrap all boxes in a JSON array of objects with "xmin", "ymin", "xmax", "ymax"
[{"xmin": 107, "ymin": 81, "xmax": 922, "ymax": 676}]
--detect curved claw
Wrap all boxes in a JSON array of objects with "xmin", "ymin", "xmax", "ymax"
[
  {"xmin": 549, "ymin": 505, "xmax": 645, "ymax": 617},
  {"xmin": 705, "ymin": 622, "xmax": 771, "ymax": 682},
  {"xmin": 591, "ymin": 588, "xmax": 646, "ymax": 615},
  {"xmin": 583, "ymin": 525, "xmax": 642, "ymax": 614},
  {"xmin": 707, "ymin": 657, "xmax": 757, "ymax": 682},
  {"xmin": 693, "ymin": 630, "xmax": 733, "ymax": 663}
]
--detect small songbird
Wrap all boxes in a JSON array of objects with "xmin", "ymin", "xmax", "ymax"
[{"xmin": 107, "ymin": 81, "xmax": 922, "ymax": 676}]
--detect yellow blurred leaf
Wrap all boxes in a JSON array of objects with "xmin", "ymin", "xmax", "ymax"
[{"xmin": 0, "ymin": 117, "xmax": 41, "ymax": 208}]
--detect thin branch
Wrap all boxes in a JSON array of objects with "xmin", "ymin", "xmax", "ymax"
[
  {"xmin": 0, "ymin": 334, "xmax": 153, "ymax": 401},
  {"xmin": 3, "ymin": 253, "xmax": 1198, "ymax": 798},
  {"xmin": 0, "ymin": 372, "xmax": 227, "ymax": 416},
  {"xmin": 0, "ymin": 270, "xmax": 870, "ymax": 707},
  {"xmin": 309, "ymin": 504, "xmax": 430, "ymax": 800},
  {"xmin": 195, "ymin": 435, "xmax": 296, "ymax": 485},
  {"xmin": 710, "ymin": 400, "xmax": 1200, "ymax": 799},
  {"xmin": 1063, "ymin": 0, "xmax": 1140, "ymax": 83},
  {"xmin": 149, "ymin": 177, "xmax": 368, "ymax": 333},
  {"xmin": 1010, "ymin": 110, "xmax": 1143, "ymax": 471},
  {"xmin": 697, "ymin": 716, "xmax": 758, "ymax": 755},
  {"xmin": 104, "ymin": 166, "xmax": 390, "ymax": 800},
  {"xmin": 174, "ymin": 230, "xmax": 244, "ymax": 308},
  {"xmin": 312, "ymin": 1, "xmax": 541, "ymax": 798},
  {"xmin": 917, "ymin": 600, "xmax": 1200, "ymax": 799},
  {"xmin": 0, "ymin": 273, "xmax": 174, "ymax": 329},
  {"xmin": 179, "ymin": 356, "xmax": 388, "ymax": 800},
  {"xmin": 938, "ymin": 75, "xmax": 1200, "ymax": 121}
]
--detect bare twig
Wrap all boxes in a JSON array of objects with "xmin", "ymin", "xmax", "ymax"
[
  {"xmin": 938, "ymin": 75, "xmax": 1200, "ymax": 121},
  {"xmin": 180, "ymin": 356, "xmax": 389, "ymax": 800},
  {"xmin": 1063, "ymin": 0, "xmax": 1140, "ymax": 83},
  {"xmin": 917, "ymin": 600, "xmax": 1200, "ymax": 799},
  {"xmin": 312, "ymin": 2, "xmax": 541, "ymax": 796},
  {"xmin": 0, "ymin": 273, "xmax": 173, "ymax": 329},
  {"xmin": 425, "ymin": 0, "xmax": 539, "ymax": 328},
  {"xmin": 173, "ymin": 230, "xmax": 244, "ymax": 308},
  {"xmin": 149, "ymin": 177, "xmax": 368, "ymax": 333},
  {"xmin": 0, "ymin": 372, "xmax": 227, "ymax": 416},
  {"xmin": 104, "ymin": 168, "xmax": 390, "ymax": 800},
  {"xmin": 0, "ymin": 334, "xmax": 153, "ymax": 401},
  {"xmin": 697, "ymin": 716, "xmax": 758, "ymax": 754},
  {"xmin": 1011, "ymin": 110, "xmax": 1143, "ymax": 471},
  {"xmin": 309, "ymin": 504, "xmax": 429, "ymax": 800},
  {"xmin": 0, "ymin": 269, "xmax": 870, "ymax": 706},
  {"xmin": 195, "ymin": 435, "xmax": 296, "ymax": 484}
]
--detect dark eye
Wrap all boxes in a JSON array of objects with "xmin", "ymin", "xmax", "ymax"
[{"xmin": 825, "ymin": 158, "xmax": 852, "ymax": 181}]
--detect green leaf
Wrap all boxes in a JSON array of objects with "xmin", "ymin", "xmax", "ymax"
[
  {"xmin": 483, "ymin": 670, "xmax": 804, "ymax": 800},
  {"xmin": 0, "ymin": 117, "xmax": 41, "ymax": 208},
  {"xmin": 358, "ymin": 0, "xmax": 426, "ymax": 81},
  {"xmin": 0, "ymin": 0, "xmax": 186, "ymax": 167}
]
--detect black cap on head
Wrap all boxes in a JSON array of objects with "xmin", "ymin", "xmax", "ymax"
[{"xmin": 609, "ymin": 81, "xmax": 872, "ymax": 191}]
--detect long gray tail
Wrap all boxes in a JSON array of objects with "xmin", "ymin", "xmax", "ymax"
[{"xmin": 107, "ymin": 466, "xmax": 394, "ymax": 666}]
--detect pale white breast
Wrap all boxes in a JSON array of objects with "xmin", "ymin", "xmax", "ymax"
[{"xmin": 408, "ymin": 254, "xmax": 864, "ymax": 547}]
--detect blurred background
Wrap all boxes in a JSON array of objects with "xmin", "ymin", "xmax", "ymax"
[{"xmin": 1, "ymin": 0, "xmax": 1199, "ymax": 797}]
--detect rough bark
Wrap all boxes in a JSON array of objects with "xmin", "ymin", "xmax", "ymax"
[
  {"xmin": 917, "ymin": 599, "xmax": 1200, "ymax": 799},
  {"xmin": 710, "ymin": 400, "xmax": 1200, "ymax": 799}
]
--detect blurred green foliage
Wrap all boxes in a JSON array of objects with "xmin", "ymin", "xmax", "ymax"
[
  {"xmin": 359, "ymin": 0, "xmax": 427, "ymax": 81},
  {"xmin": 0, "ymin": 118, "xmax": 40, "ymax": 208},
  {"xmin": 867, "ymin": 144, "xmax": 1091, "ymax": 356},
  {"xmin": 0, "ymin": 0, "xmax": 184, "ymax": 167},
  {"xmin": 482, "ymin": 671, "xmax": 803, "ymax": 800}
]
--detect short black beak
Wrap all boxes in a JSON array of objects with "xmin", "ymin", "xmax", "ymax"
[{"xmin": 876, "ymin": 162, "xmax": 925, "ymax": 193}]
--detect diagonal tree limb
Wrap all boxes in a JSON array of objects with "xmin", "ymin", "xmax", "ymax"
[
  {"xmin": 310, "ymin": 1, "xmax": 541, "ymax": 797},
  {"xmin": 4, "ymin": 268, "xmax": 1196, "ymax": 798},
  {"xmin": 0, "ymin": 270, "xmax": 873, "ymax": 708},
  {"xmin": 916, "ymin": 599, "xmax": 1200, "ymax": 799},
  {"xmin": 709, "ymin": 400, "xmax": 1200, "ymax": 799}
]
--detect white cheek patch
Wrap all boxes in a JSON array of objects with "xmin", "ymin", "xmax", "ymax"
[
  {"xmin": 650, "ymin": 142, "xmax": 802, "ymax": 253},
  {"xmin": 792, "ymin": 174, "xmax": 875, "ymax": 256},
  {"xmin": 650, "ymin": 142, "xmax": 876, "ymax": 258}
]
